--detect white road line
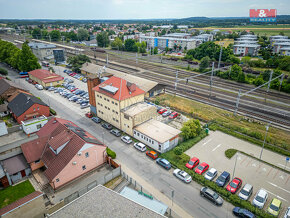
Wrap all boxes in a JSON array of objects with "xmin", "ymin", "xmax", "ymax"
[
  {"xmin": 276, "ymin": 195, "xmax": 288, "ymax": 202},
  {"xmin": 202, "ymin": 139, "xmax": 212, "ymax": 146},
  {"xmin": 212, "ymin": 144, "xmax": 221, "ymax": 152},
  {"xmin": 267, "ymin": 182, "xmax": 290, "ymax": 194},
  {"xmin": 277, "ymin": 163, "xmax": 290, "ymax": 170},
  {"xmin": 261, "ymin": 189, "xmax": 288, "ymax": 202}
]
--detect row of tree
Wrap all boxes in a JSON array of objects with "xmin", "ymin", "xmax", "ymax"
[{"xmin": 0, "ymin": 40, "xmax": 40, "ymax": 72}]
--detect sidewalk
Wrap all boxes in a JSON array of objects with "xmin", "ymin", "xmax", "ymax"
[{"xmin": 118, "ymin": 161, "xmax": 193, "ymax": 218}]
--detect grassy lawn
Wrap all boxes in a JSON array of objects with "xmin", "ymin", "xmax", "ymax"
[
  {"xmin": 214, "ymin": 39, "xmax": 234, "ymax": 47},
  {"xmin": 153, "ymin": 94, "xmax": 290, "ymax": 151},
  {"xmin": 0, "ymin": 180, "xmax": 35, "ymax": 209}
]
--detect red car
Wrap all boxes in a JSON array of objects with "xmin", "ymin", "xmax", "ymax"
[
  {"xmin": 71, "ymin": 88, "xmax": 78, "ymax": 92},
  {"xmin": 146, "ymin": 151, "xmax": 158, "ymax": 160},
  {"xmin": 28, "ymin": 79, "xmax": 33, "ymax": 83},
  {"xmin": 195, "ymin": 162, "xmax": 209, "ymax": 175},
  {"xmin": 69, "ymin": 73, "xmax": 76, "ymax": 76},
  {"xmin": 226, "ymin": 177, "xmax": 242, "ymax": 194},
  {"xmin": 169, "ymin": 112, "xmax": 178, "ymax": 119},
  {"xmin": 158, "ymin": 108, "xmax": 167, "ymax": 115},
  {"xmin": 85, "ymin": 112, "xmax": 93, "ymax": 118},
  {"xmin": 185, "ymin": 157, "xmax": 199, "ymax": 170}
]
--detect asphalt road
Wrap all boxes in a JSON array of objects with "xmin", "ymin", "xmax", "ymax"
[{"xmin": 3, "ymin": 64, "xmax": 235, "ymax": 218}]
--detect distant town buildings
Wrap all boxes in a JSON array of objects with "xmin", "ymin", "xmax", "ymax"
[{"xmin": 233, "ymin": 34, "xmax": 260, "ymax": 56}]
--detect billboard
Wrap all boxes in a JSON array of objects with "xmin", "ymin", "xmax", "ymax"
[{"xmin": 249, "ymin": 9, "xmax": 277, "ymax": 22}]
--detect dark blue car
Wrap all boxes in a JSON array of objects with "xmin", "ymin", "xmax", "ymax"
[
  {"xmin": 215, "ymin": 171, "xmax": 230, "ymax": 187},
  {"xmin": 156, "ymin": 158, "xmax": 171, "ymax": 170},
  {"xmin": 233, "ymin": 207, "xmax": 255, "ymax": 218}
]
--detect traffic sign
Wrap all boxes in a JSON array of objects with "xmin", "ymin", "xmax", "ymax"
[{"xmin": 286, "ymin": 157, "xmax": 290, "ymax": 162}]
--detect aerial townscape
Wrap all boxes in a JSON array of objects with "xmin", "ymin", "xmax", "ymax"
[{"xmin": 0, "ymin": 1, "xmax": 290, "ymax": 218}]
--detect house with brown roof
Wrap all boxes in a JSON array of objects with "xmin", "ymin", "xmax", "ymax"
[
  {"xmin": 21, "ymin": 117, "xmax": 107, "ymax": 189},
  {"xmin": 0, "ymin": 79, "xmax": 27, "ymax": 101},
  {"xmin": 28, "ymin": 69, "xmax": 64, "ymax": 87}
]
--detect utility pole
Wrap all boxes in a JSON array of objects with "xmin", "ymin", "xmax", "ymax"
[
  {"xmin": 218, "ymin": 45, "xmax": 223, "ymax": 70},
  {"xmin": 174, "ymin": 70, "xmax": 179, "ymax": 94},
  {"xmin": 234, "ymin": 89, "xmax": 242, "ymax": 116},
  {"xmin": 265, "ymin": 70, "xmax": 273, "ymax": 102},
  {"xmin": 259, "ymin": 123, "xmax": 270, "ymax": 160},
  {"xmin": 209, "ymin": 62, "xmax": 214, "ymax": 98}
]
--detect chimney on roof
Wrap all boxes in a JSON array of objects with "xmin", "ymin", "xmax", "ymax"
[{"xmin": 126, "ymin": 82, "xmax": 136, "ymax": 92}]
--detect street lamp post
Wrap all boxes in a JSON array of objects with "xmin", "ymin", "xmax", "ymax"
[{"xmin": 259, "ymin": 123, "xmax": 270, "ymax": 160}]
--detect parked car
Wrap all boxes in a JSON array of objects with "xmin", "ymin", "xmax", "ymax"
[
  {"xmin": 110, "ymin": 129, "xmax": 121, "ymax": 137},
  {"xmin": 32, "ymin": 80, "xmax": 37, "ymax": 85},
  {"xmin": 238, "ymin": 184, "xmax": 253, "ymax": 201},
  {"xmin": 216, "ymin": 171, "xmax": 230, "ymax": 187},
  {"xmin": 284, "ymin": 207, "xmax": 290, "ymax": 218},
  {"xmin": 121, "ymin": 135, "xmax": 132, "ymax": 144},
  {"xmin": 28, "ymin": 79, "xmax": 33, "ymax": 83},
  {"xmin": 85, "ymin": 112, "xmax": 93, "ymax": 118},
  {"xmin": 185, "ymin": 157, "xmax": 199, "ymax": 170},
  {"xmin": 162, "ymin": 111, "xmax": 171, "ymax": 117},
  {"xmin": 146, "ymin": 150, "xmax": 158, "ymax": 160},
  {"xmin": 252, "ymin": 189, "xmax": 268, "ymax": 209},
  {"xmin": 92, "ymin": 116, "xmax": 101, "ymax": 123},
  {"xmin": 200, "ymin": 187, "xmax": 223, "ymax": 206},
  {"xmin": 156, "ymin": 158, "xmax": 171, "ymax": 170},
  {"xmin": 80, "ymin": 103, "xmax": 90, "ymax": 109},
  {"xmin": 267, "ymin": 198, "xmax": 282, "ymax": 217},
  {"xmin": 195, "ymin": 162, "xmax": 209, "ymax": 175},
  {"xmin": 48, "ymin": 86, "xmax": 55, "ymax": 91},
  {"xmin": 102, "ymin": 122, "xmax": 113, "ymax": 130},
  {"xmin": 158, "ymin": 108, "xmax": 167, "ymax": 114},
  {"xmin": 227, "ymin": 177, "xmax": 242, "ymax": 194},
  {"xmin": 173, "ymin": 169, "xmax": 192, "ymax": 183},
  {"xmin": 35, "ymin": 84, "xmax": 43, "ymax": 90},
  {"xmin": 66, "ymin": 94, "xmax": 74, "ymax": 99},
  {"xmin": 169, "ymin": 112, "xmax": 178, "ymax": 119},
  {"xmin": 232, "ymin": 207, "xmax": 255, "ymax": 218},
  {"xmin": 82, "ymin": 78, "xmax": 87, "ymax": 83},
  {"xmin": 133, "ymin": 142, "xmax": 146, "ymax": 152},
  {"xmin": 204, "ymin": 168, "xmax": 217, "ymax": 181}
]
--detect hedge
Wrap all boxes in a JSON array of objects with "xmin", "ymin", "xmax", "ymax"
[
  {"xmin": 225, "ymin": 149, "xmax": 238, "ymax": 159},
  {"xmin": 106, "ymin": 147, "xmax": 116, "ymax": 159},
  {"xmin": 49, "ymin": 108, "xmax": 57, "ymax": 115},
  {"xmin": 0, "ymin": 68, "xmax": 8, "ymax": 75}
]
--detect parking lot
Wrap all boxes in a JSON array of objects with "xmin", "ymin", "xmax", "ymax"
[{"xmin": 185, "ymin": 131, "xmax": 290, "ymax": 216}]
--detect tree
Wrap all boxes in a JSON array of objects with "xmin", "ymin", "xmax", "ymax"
[
  {"xmin": 67, "ymin": 54, "xmax": 91, "ymax": 73},
  {"xmin": 174, "ymin": 44, "xmax": 177, "ymax": 51},
  {"xmin": 32, "ymin": 28, "xmax": 41, "ymax": 39},
  {"xmin": 199, "ymin": 56, "xmax": 210, "ymax": 70},
  {"xmin": 50, "ymin": 30, "xmax": 61, "ymax": 41},
  {"xmin": 278, "ymin": 56, "xmax": 290, "ymax": 72},
  {"xmin": 165, "ymin": 47, "xmax": 169, "ymax": 53},
  {"xmin": 77, "ymin": 28, "xmax": 89, "ymax": 41},
  {"xmin": 230, "ymin": 64, "xmax": 243, "ymax": 80},
  {"xmin": 96, "ymin": 32, "xmax": 109, "ymax": 47},
  {"xmin": 18, "ymin": 42, "xmax": 41, "ymax": 72},
  {"xmin": 124, "ymin": 39, "xmax": 136, "ymax": 52},
  {"xmin": 181, "ymin": 119, "xmax": 202, "ymax": 140},
  {"xmin": 161, "ymin": 29, "xmax": 166, "ymax": 36},
  {"xmin": 153, "ymin": 47, "xmax": 158, "ymax": 54},
  {"xmin": 111, "ymin": 37, "xmax": 123, "ymax": 50}
]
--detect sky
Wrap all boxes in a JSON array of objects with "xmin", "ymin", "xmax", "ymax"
[{"xmin": 0, "ymin": 0, "xmax": 289, "ymax": 20}]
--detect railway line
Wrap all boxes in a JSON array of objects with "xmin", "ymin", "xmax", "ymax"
[{"xmin": 2, "ymin": 34, "xmax": 290, "ymax": 128}]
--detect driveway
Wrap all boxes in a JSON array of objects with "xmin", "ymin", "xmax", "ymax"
[{"xmin": 185, "ymin": 130, "xmax": 290, "ymax": 213}]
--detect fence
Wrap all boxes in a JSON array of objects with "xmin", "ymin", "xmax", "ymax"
[
  {"xmin": 121, "ymin": 170, "xmax": 180, "ymax": 218},
  {"xmin": 63, "ymin": 167, "xmax": 121, "ymax": 204}
]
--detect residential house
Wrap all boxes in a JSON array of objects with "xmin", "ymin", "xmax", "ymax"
[
  {"xmin": 7, "ymin": 93, "xmax": 50, "ymax": 124},
  {"xmin": 28, "ymin": 69, "xmax": 64, "ymax": 87},
  {"xmin": 0, "ymin": 79, "xmax": 27, "ymax": 101},
  {"xmin": 233, "ymin": 44, "xmax": 260, "ymax": 56},
  {"xmin": 21, "ymin": 118, "xmax": 107, "ymax": 189}
]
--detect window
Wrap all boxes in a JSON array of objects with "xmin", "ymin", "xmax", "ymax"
[
  {"xmin": 113, "ymin": 118, "xmax": 115, "ymax": 121},
  {"xmin": 124, "ymin": 115, "xmax": 130, "ymax": 120},
  {"xmin": 112, "ymin": 100, "xmax": 114, "ymax": 104},
  {"xmin": 134, "ymin": 131, "xmax": 136, "ymax": 135},
  {"xmin": 35, "ymin": 159, "xmax": 40, "ymax": 164},
  {"xmin": 33, "ymin": 115, "xmax": 37, "ymax": 118},
  {"xmin": 116, "ymin": 112, "xmax": 118, "ymax": 115},
  {"xmin": 105, "ymin": 106, "xmax": 107, "ymax": 109},
  {"xmin": 108, "ymin": 108, "xmax": 110, "ymax": 111},
  {"xmin": 56, "ymin": 178, "xmax": 60, "ymax": 182},
  {"xmin": 137, "ymin": 133, "xmax": 139, "ymax": 136},
  {"xmin": 100, "ymin": 96, "xmax": 102, "ymax": 99},
  {"xmin": 116, "ymin": 119, "xmax": 118, "ymax": 122},
  {"xmin": 115, "ymin": 102, "xmax": 118, "ymax": 106},
  {"xmin": 82, "ymin": 165, "xmax": 86, "ymax": 170},
  {"xmin": 85, "ymin": 152, "xmax": 89, "ymax": 158},
  {"xmin": 159, "ymin": 144, "xmax": 162, "ymax": 151},
  {"xmin": 149, "ymin": 139, "xmax": 151, "ymax": 143},
  {"xmin": 104, "ymin": 97, "xmax": 106, "ymax": 101},
  {"xmin": 36, "ymin": 124, "xmax": 41, "ymax": 129},
  {"xmin": 141, "ymin": 135, "xmax": 143, "ymax": 139},
  {"xmin": 97, "ymin": 94, "xmax": 99, "ymax": 97},
  {"xmin": 33, "ymin": 108, "xmax": 36, "ymax": 111},
  {"xmin": 37, "ymin": 107, "xmax": 39, "ymax": 110}
]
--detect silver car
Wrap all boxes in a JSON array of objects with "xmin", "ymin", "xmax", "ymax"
[
  {"xmin": 204, "ymin": 168, "xmax": 217, "ymax": 181},
  {"xmin": 238, "ymin": 183, "xmax": 253, "ymax": 201},
  {"xmin": 121, "ymin": 136, "xmax": 132, "ymax": 144},
  {"xmin": 173, "ymin": 169, "xmax": 192, "ymax": 183},
  {"xmin": 252, "ymin": 189, "xmax": 268, "ymax": 209}
]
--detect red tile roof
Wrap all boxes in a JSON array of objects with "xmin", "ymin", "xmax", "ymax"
[
  {"xmin": 0, "ymin": 191, "xmax": 43, "ymax": 216},
  {"xmin": 48, "ymin": 130, "xmax": 74, "ymax": 150},
  {"xmin": 21, "ymin": 136, "xmax": 49, "ymax": 163},
  {"xmin": 28, "ymin": 69, "xmax": 64, "ymax": 83},
  {"xmin": 92, "ymin": 76, "xmax": 145, "ymax": 101}
]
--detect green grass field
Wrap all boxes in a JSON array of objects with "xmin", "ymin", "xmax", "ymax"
[{"xmin": 0, "ymin": 180, "xmax": 35, "ymax": 209}]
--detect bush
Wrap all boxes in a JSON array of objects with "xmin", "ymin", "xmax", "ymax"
[
  {"xmin": 106, "ymin": 147, "xmax": 116, "ymax": 159},
  {"xmin": 49, "ymin": 108, "xmax": 57, "ymax": 115},
  {"xmin": 0, "ymin": 68, "xmax": 8, "ymax": 75},
  {"xmin": 225, "ymin": 149, "xmax": 237, "ymax": 159},
  {"xmin": 173, "ymin": 147, "xmax": 183, "ymax": 155}
]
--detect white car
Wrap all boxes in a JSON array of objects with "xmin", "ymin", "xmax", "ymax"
[
  {"xmin": 284, "ymin": 207, "xmax": 290, "ymax": 218},
  {"xmin": 238, "ymin": 183, "xmax": 253, "ymax": 201},
  {"xmin": 35, "ymin": 84, "xmax": 43, "ymax": 90},
  {"xmin": 134, "ymin": 142, "xmax": 146, "ymax": 152},
  {"xmin": 252, "ymin": 189, "xmax": 268, "ymax": 209},
  {"xmin": 204, "ymin": 168, "xmax": 217, "ymax": 181},
  {"xmin": 173, "ymin": 169, "xmax": 192, "ymax": 183},
  {"xmin": 121, "ymin": 136, "xmax": 132, "ymax": 144}
]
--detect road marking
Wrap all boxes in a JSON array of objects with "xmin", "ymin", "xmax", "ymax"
[
  {"xmin": 202, "ymin": 139, "xmax": 212, "ymax": 146},
  {"xmin": 212, "ymin": 144, "xmax": 221, "ymax": 152},
  {"xmin": 267, "ymin": 182, "xmax": 290, "ymax": 194},
  {"xmin": 251, "ymin": 163, "xmax": 257, "ymax": 167},
  {"xmin": 262, "ymin": 168, "xmax": 267, "ymax": 172},
  {"xmin": 279, "ymin": 175, "xmax": 284, "ymax": 180},
  {"xmin": 263, "ymin": 189, "xmax": 288, "ymax": 202},
  {"xmin": 237, "ymin": 156, "xmax": 242, "ymax": 161},
  {"xmin": 278, "ymin": 163, "xmax": 290, "ymax": 170}
]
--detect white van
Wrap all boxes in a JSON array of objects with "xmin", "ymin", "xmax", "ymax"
[{"xmin": 133, "ymin": 142, "xmax": 146, "ymax": 152}]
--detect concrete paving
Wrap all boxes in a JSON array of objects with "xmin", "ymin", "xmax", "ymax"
[{"xmin": 185, "ymin": 131, "xmax": 290, "ymax": 212}]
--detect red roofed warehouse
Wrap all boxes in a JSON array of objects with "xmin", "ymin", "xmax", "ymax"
[
  {"xmin": 28, "ymin": 69, "xmax": 64, "ymax": 87},
  {"xmin": 21, "ymin": 118, "xmax": 107, "ymax": 189}
]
